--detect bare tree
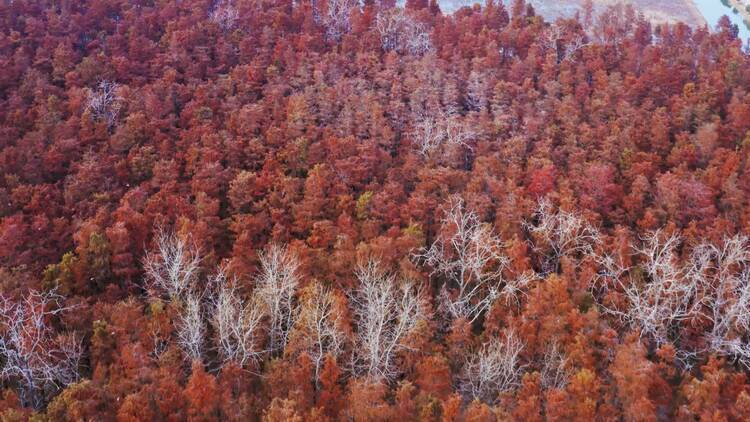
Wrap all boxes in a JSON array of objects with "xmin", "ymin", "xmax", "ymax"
[
  {"xmin": 596, "ymin": 231, "xmax": 695, "ymax": 347},
  {"xmin": 412, "ymin": 111, "xmax": 477, "ymax": 157},
  {"xmin": 321, "ymin": 0, "xmax": 356, "ymax": 41},
  {"xmin": 143, "ymin": 229, "xmax": 202, "ymax": 300},
  {"xmin": 562, "ymin": 34, "xmax": 589, "ymax": 62},
  {"xmin": 350, "ymin": 259, "xmax": 427, "ymax": 381},
  {"xmin": 541, "ymin": 24, "xmax": 589, "ymax": 63},
  {"xmin": 417, "ymin": 197, "xmax": 532, "ymax": 323},
  {"xmin": 412, "ymin": 113, "xmax": 444, "ymax": 156},
  {"xmin": 541, "ymin": 24, "xmax": 563, "ymax": 52},
  {"xmin": 176, "ymin": 292, "xmax": 206, "ymax": 362},
  {"xmin": 525, "ymin": 198, "xmax": 600, "ymax": 274},
  {"xmin": 540, "ymin": 342, "xmax": 571, "ymax": 390},
  {"xmin": 255, "ymin": 244, "xmax": 300, "ymax": 354},
  {"xmin": 0, "ymin": 289, "xmax": 82, "ymax": 409},
  {"xmin": 287, "ymin": 282, "xmax": 346, "ymax": 385},
  {"xmin": 85, "ymin": 80, "xmax": 123, "ymax": 129},
  {"xmin": 597, "ymin": 232, "xmax": 750, "ymax": 367},
  {"xmin": 210, "ymin": 274, "xmax": 265, "ymax": 368},
  {"xmin": 209, "ymin": 1, "xmax": 240, "ymax": 31},
  {"xmin": 375, "ymin": 8, "xmax": 432, "ymax": 55},
  {"xmin": 459, "ymin": 331, "xmax": 524, "ymax": 403},
  {"xmin": 689, "ymin": 235, "xmax": 750, "ymax": 367}
]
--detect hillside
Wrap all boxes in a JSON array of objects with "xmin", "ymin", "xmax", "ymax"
[{"xmin": 1, "ymin": 0, "xmax": 750, "ymax": 419}]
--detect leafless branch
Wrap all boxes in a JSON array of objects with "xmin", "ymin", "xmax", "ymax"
[
  {"xmin": 417, "ymin": 196, "xmax": 532, "ymax": 323},
  {"xmin": 459, "ymin": 330, "xmax": 524, "ymax": 403},
  {"xmin": 375, "ymin": 8, "xmax": 432, "ymax": 55},
  {"xmin": 596, "ymin": 230, "xmax": 693, "ymax": 347},
  {"xmin": 321, "ymin": 0, "xmax": 356, "ymax": 41},
  {"xmin": 541, "ymin": 25, "xmax": 589, "ymax": 63},
  {"xmin": 210, "ymin": 273, "xmax": 265, "ymax": 368},
  {"xmin": 287, "ymin": 282, "xmax": 346, "ymax": 385},
  {"xmin": 209, "ymin": 1, "xmax": 240, "ymax": 31},
  {"xmin": 540, "ymin": 342, "xmax": 571, "ymax": 390},
  {"xmin": 350, "ymin": 259, "xmax": 427, "ymax": 381},
  {"xmin": 562, "ymin": 34, "xmax": 589, "ymax": 62},
  {"xmin": 412, "ymin": 111, "xmax": 477, "ymax": 156},
  {"xmin": 0, "ymin": 289, "xmax": 82, "ymax": 409},
  {"xmin": 85, "ymin": 80, "xmax": 123, "ymax": 129},
  {"xmin": 255, "ymin": 244, "xmax": 300, "ymax": 354},
  {"xmin": 176, "ymin": 292, "xmax": 206, "ymax": 362},
  {"xmin": 525, "ymin": 198, "xmax": 600, "ymax": 274},
  {"xmin": 142, "ymin": 228, "xmax": 202, "ymax": 301},
  {"xmin": 690, "ymin": 235, "xmax": 750, "ymax": 367}
]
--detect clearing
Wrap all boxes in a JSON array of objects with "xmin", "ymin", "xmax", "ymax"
[{"xmin": 437, "ymin": 0, "xmax": 707, "ymax": 27}]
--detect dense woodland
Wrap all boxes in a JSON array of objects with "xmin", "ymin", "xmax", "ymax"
[{"xmin": 2, "ymin": 0, "xmax": 750, "ymax": 419}]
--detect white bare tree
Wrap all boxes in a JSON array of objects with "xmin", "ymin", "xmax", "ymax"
[
  {"xmin": 412, "ymin": 113, "xmax": 443, "ymax": 156},
  {"xmin": 525, "ymin": 198, "xmax": 600, "ymax": 274},
  {"xmin": 210, "ymin": 274, "xmax": 265, "ymax": 368},
  {"xmin": 143, "ymin": 229, "xmax": 202, "ymax": 300},
  {"xmin": 541, "ymin": 24, "xmax": 589, "ymax": 63},
  {"xmin": 459, "ymin": 331, "xmax": 524, "ymax": 403},
  {"xmin": 0, "ymin": 289, "xmax": 82, "ymax": 409},
  {"xmin": 542, "ymin": 24, "xmax": 563, "ymax": 52},
  {"xmin": 375, "ymin": 8, "xmax": 432, "ymax": 55},
  {"xmin": 321, "ymin": 0, "xmax": 356, "ymax": 41},
  {"xmin": 596, "ymin": 231, "xmax": 695, "ymax": 347},
  {"xmin": 350, "ymin": 259, "xmax": 427, "ymax": 381},
  {"xmin": 209, "ymin": 1, "xmax": 240, "ymax": 31},
  {"xmin": 596, "ymin": 232, "xmax": 750, "ymax": 367},
  {"xmin": 689, "ymin": 235, "xmax": 750, "ymax": 367},
  {"xmin": 412, "ymin": 111, "xmax": 476, "ymax": 157},
  {"xmin": 255, "ymin": 244, "xmax": 300, "ymax": 354},
  {"xmin": 417, "ymin": 197, "xmax": 532, "ymax": 323},
  {"xmin": 85, "ymin": 80, "xmax": 123, "ymax": 129},
  {"xmin": 176, "ymin": 292, "xmax": 206, "ymax": 362},
  {"xmin": 562, "ymin": 34, "xmax": 589, "ymax": 62},
  {"xmin": 540, "ymin": 341, "xmax": 571, "ymax": 390},
  {"xmin": 287, "ymin": 282, "xmax": 346, "ymax": 385}
]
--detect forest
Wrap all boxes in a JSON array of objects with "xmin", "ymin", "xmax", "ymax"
[{"xmin": 1, "ymin": 0, "xmax": 750, "ymax": 420}]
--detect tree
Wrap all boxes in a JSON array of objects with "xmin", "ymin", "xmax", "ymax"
[
  {"xmin": 263, "ymin": 397, "xmax": 303, "ymax": 422},
  {"xmin": 417, "ymin": 196, "xmax": 531, "ymax": 323},
  {"xmin": 84, "ymin": 80, "xmax": 123, "ymax": 130},
  {"xmin": 691, "ymin": 235, "xmax": 750, "ymax": 367},
  {"xmin": 209, "ymin": 1, "xmax": 240, "ymax": 32},
  {"xmin": 210, "ymin": 272, "xmax": 265, "ymax": 368},
  {"xmin": 143, "ymin": 229, "xmax": 202, "ymax": 301},
  {"xmin": 459, "ymin": 330, "xmax": 524, "ymax": 404},
  {"xmin": 255, "ymin": 244, "xmax": 301, "ymax": 354},
  {"xmin": 541, "ymin": 24, "xmax": 589, "ymax": 64},
  {"xmin": 540, "ymin": 342, "xmax": 571, "ymax": 391},
  {"xmin": 318, "ymin": 354, "xmax": 344, "ymax": 417},
  {"xmin": 350, "ymin": 259, "xmax": 427, "ymax": 381},
  {"xmin": 45, "ymin": 379, "xmax": 114, "ymax": 421},
  {"xmin": 286, "ymin": 282, "xmax": 346, "ymax": 386},
  {"xmin": 596, "ymin": 230, "xmax": 694, "ymax": 349},
  {"xmin": 655, "ymin": 173, "xmax": 717, "ymax": 227},
  {"xmin": 411, "ymin": 111, "xmax": 476, "ymax": 157},
  {"xmin": 525, "ymin": 199, "xmax": 600, "ymax": 274},
  {"xmin": 176, "ymin": 292, "xmax": 206, "ymax": 363},
  {"xmin": 610, "ymin": 335, "xmax": 658, "ymax": 420},
  {"xmin": 185, "ymin": 361, "xmax": 220, "ymax": 420},
  {"xmin": 0, "ymin": 289, "xmax": 82, "ymax": 409},
  {"xmin": 321, "ymin": 0, "xmax": 357, "ymax": 41},
  {"xmin": 375, "ymin": 8, "xmax": 432, "ymax": 55}
]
